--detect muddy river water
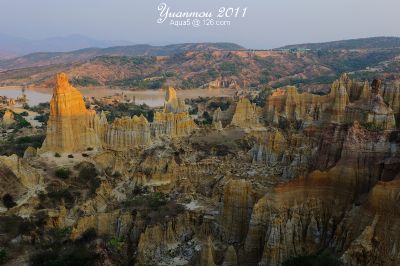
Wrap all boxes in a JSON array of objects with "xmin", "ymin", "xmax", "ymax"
[{"xmin": 0, "ymin": 87, "xmax": 236, "ymax": 107}]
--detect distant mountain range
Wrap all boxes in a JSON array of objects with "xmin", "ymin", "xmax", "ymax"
[
  {"xmin": 1, "ymin": 36, "xmax": 400, "ymax": 86},
  {"xmin": 0, "ymin": 33, "xmax": 135, "ymax": 59},
  {"xmin": 279, "ymin": 36, "xmax": 400, "ymax": 50},
  {"xmin": 0, "ymin": 42, "xmax": 245, "ymax": 70}
]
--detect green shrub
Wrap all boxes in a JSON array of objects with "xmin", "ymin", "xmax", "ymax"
[
  {"xmin": 108, "ymin": 237, "xmax": 123, "ymax": 251},
  {"xmin": 188, "ymin": 107, "xmax": 198, "ymax": 115},
  {"xmin": 77, "ymin": 164, "xmax": 100, "ymax": 194},
  {"xmin": 54, "ymin": 152, "xmax": 61, "ymax": 157},
  {"xmin": 20, "ymin": 111, "xmax": 29, "ymax": 116},
  {"xmin": 34, "ymin": 113, "xmax": 49, "ymax": 123},
  {"xmin": 97, "ymin": 102, "xmax": 154, "ymax": 122},
  {"xmin": 45, "ymin": 188, "xmax": 75, "ymax": 209},
  {"xmin": 208, "ymin": 101, "xmax": 231, "ymax": 111},
  {"xmin": 0, "ymin": 134, "xmax": 45, "ymax": 157},
  {"xmin": 148, "ymin": 192, "xmax": 167, "ymax": 209},
  {"xmin": 12, "ymin": 112, "xmax": 30, "ymax": 128},
  {"xmin": 50, "ymin": 227, "xmax": 72, "ymax": 239},
  {"xmin": 207, "ymin": 68, "xmax": 219, "ymax": 79},
  {"xmin": 0, "ymin": 249, "xmax": 7, "ymax": 264},
  {"xmin": 133, "ymin": 184, "xmax": 148, "ymax": 195},
  {"xmin": 55, "ymin": 168, "xmax": 70, "ymax": 179},
  {"xmin": 362, "ymin": 122, "xmax": 384, "ymax": 132},
  {"xmin": 78, "ymin": 166, "xmax": 97, "ymax": 180},
  {"xmin": 2, "ymin": 194, "xmax": 16, "ymax": 209},
  {"xmin": 108, "ymin": 76, "xmax": 165, "ymax": 89},
  {"xmin": 204, "ymin": 111, "xmax": 213, "ymax": 125}
]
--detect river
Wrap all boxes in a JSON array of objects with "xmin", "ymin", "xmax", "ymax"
[{"xmin": 0, "ymin": 87, "xmax": 236, "ymax": 107}]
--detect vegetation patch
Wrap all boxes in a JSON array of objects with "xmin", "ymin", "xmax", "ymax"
[
  {"xmin": 71, "ymin": 76, "xmax": 101, "ymax": 87},
  {"xmin": 0, "ymin": 134, "xmax": 44, "ymax": 157},
  {"xmin": 55, "ymin": 167, "xmax": 71, "ymax": 179},
  {"xmin": 97, "ymin": 102, "xmax": 154, "ymax": 122},
  {"xmin": 122, "ymin": 192, "xmax": 184, "ymax": 225}
]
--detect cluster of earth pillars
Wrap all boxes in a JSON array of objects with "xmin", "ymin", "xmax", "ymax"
[{"xmin": 0, "ymin": 72, "xmax": 399, "ymax": 266}]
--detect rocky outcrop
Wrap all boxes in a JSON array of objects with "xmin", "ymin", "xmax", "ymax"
[
  {"xmin": 23, "ymin": 146, "xmax": 37, "ymax": 159},
  {"xmin": 346, "ymin": 79, "xmax": 396, "ymax": 129},
  {"xmin": 40, "ymin": 75, "xmax": 197, "ymax": 153},
  {"xmin": 264, "ymin": 74, "xmax": 397, "ymax": 129},
  {"xmin": 331, "ymin": 84, "xmax": 350, "ymax": 123},
  {"xmin": 0, "ymin": 155, "xmax": 42, "ymax": 207},
  {"xmin": 222, "ymin": 245, "xmax": 238, "ymax": 266},
  {"xmin": 249, "ymin": 128, "xmax": 287, "ymax": 164},
  {"xmin": 6, "ymin": 73, "xmax": 398, "ymax": 266},
  {"xmin": 40, "ymin": 73, "xmax": 102, "ymax": 153},
  {"xmin": 199, "ymin": 236, "xmax": 217, "ymax": 266},
  {"xmin": 230, "ymin": 98, "xmax": 261, "ymax": 128},
  {"xmin": 135, "ymin": 212, "xmax": 209, "ymax": 266},
  {"xmin": 340, "ymin": 216, "xmax": 380, "ymax": 266},
  {"xmin": 164, "ymin": 86, "xmax": 187, "ymax": 113},
  {"xmin": 241, "ymin": 120, "xmax": 399, "ymax": 265},
  {"xmin": 222, "ymin": 179, "xmax": 254, "ymax": 243},
  {"xmin": 383, "ymin": 81, "xmax": 400, "ymax": 117},
  {"xmin": 152, "ymin": 87, "xmax": 197, "ymax": 138},
  {"xmin": 152, "ymin": 111, "xmax": 197, "ymax": 138},
  {"xmin": 1, "ymin": 109, "xmax": 15, "ymax": 127},
  {"xmin": 70, "ymin": 210, "xmax": 132, "ymax": 240},
  {"xmin": 93, "ymin": 151, "xmax": 127, "ymax": 176},
  {"xmin": 264, "ymin": 75, "xmax": 353, "ymax": 125},
  {"xmin": 213, "ymin": 105, "xmax": 236, "ymax": 127},
  {"xmin": 103, "ymin": 115, "xmax": 151, "ymax": 150},
  {"xmin": 249, "ymin": 128, "xmax": 313, "ymax": 180},
  {"xmin": 0, "ymin": 155, "xmax": 42, "ymax": 190}
]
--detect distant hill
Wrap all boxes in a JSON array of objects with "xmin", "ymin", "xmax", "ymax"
[
  {"xmin": 2, "ymin": 38, "xmax": 400, "ymax": 92},
  {"xmin": 0, "ymin": 43, "xmax": 245, "ymax": 70},
  {"xmin": 2, "ymin": 46, "xmax": 400, "ymax": 92},
  {"xmin": 279, "ymin": 37, "xmax": 400, "ymax": 50},
  {"xmin": 0, "ymin": 33, "xmax": 136, "ymax": 59}
]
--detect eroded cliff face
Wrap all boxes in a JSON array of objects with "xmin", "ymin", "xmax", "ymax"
[
  {"xmin": 40, "ymin": 73, "xmax": 102, "ymax": 153},
  {"xmin": 242, "ymin": 120, "xmax": 400, "ymax": 266},
  {"xmin": 213, "ymin": 104, "xmax": 236, "ymax": 127},
  {"xmin": 221, "ymin": 179, "xmax": 254, "ymax": 243},
  {"xmin": 230, "ymin": 98, "xmax": 261, "ymax": 128},
  {"xmin": 346, "ymin": 80, "xmax": 396, "ymax": 129},
  {"xmin": 103, "ymin": 115, "xmax": 152, "ymax": 150},
  {"xmin": 40, "ymin": 74, "xmax": 196, "ymax": 153},
  {"xmin": 164, "ymin": 86, "xmax": 187, "ymax": 113},
  {"xmin": 383, "ymin": 81, "xmax": 400, "ymax": 112},
  {"xmin": 2, "ymin": 73, "xmax": 400, "ymax": 266},
  {"xmin": 152, "ymin": 111, "xmax": 197, "ymax": 138},
  {"xmin": 0, "ymin": 155, "xmax": 43, "ymax": 210},
  {"xmin": 152, "ymin": 86, "xmax": 197, "ymax": 138},
  {"xmin": 264, "ymin": 74, "xmax": 397, "ymax": 129}
]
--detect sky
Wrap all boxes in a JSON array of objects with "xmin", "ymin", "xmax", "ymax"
[{"xmin": 1, "ymin": 0, "xmax": 400, "ymax": 49}]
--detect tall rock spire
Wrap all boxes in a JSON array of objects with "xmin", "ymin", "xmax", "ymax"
[
  {"xmin": 153, "ymin": 87, "xmax": 197, "ymax": 137},
  {"xmin": 331, "ymin": 84, "xmax": 349, "ymax": 123},
  {"xmin": 40, "ymin": 73, "xmax": 101, "ymax": 153},
  {"xmin": 163, "ymin": 86, "xmax": 187, "ymax": 113}
]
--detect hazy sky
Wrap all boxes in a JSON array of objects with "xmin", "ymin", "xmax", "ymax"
[{"xmin": 1, "ymin": 0, "xmax": 399, "ymax": 49}]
